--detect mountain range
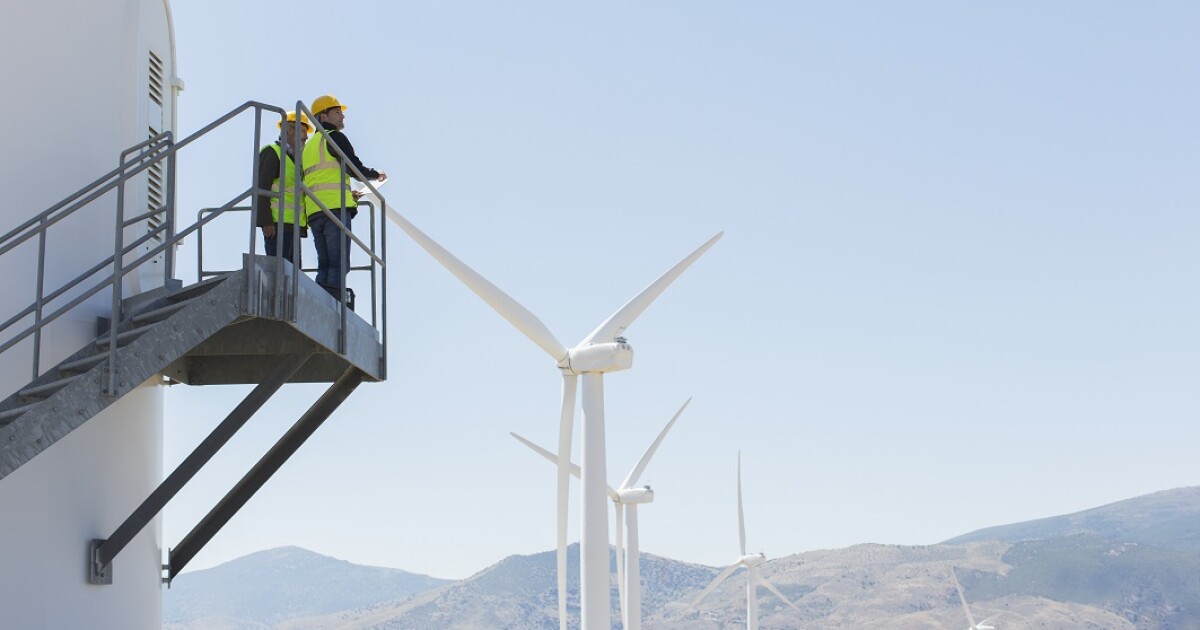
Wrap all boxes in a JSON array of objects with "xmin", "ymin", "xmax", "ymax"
[
  {"xmin": 163, "ymin": 546, "xmax": 449, "ymax": 629},
  {"xmin": 164, "ymin": 486, "xmax": 1200, "ymax": 629}
]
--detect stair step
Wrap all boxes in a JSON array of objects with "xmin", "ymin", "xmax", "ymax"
[
  {"xmin": 165, "ymin": 274, "xmax": 230, "ymax": 303},
  {"xmin": 94, "ymin": 322, "xmax": 159, "ymax": 349},
  {"xmin": 131, "ymin": 298, "xmax": 192, "ymax": 324},
  {"xmin": 58, "ymin": 351, "xmax": 110, "ymax": 374},
  {"xmin": 0, "ymin": 401, "xmax": 42, "ymax": 424},
  {"xmin": 19, "ymin": 374, "xmax": 84, "ymax": 399}
]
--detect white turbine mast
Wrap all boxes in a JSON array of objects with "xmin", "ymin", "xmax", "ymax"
[
  {"xmin": 511, "ymin": 397, "xmax": 691, "ymax": 630},
  {"xmin": 951, "ymin": 566, "xmax": 998, "ymax": 630},
  {"xmin": 385, "ymin": 206, "xmax": 720, "ymax": 630},
  {"xmin": 691, "ymin": 452, "xmax": 801, "ymax": 630}
]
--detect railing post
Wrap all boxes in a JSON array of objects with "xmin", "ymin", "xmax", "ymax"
[
  {"xmin": 32, "ymin": 216, "xmax": 47, "ymax": 381},
  {"xmin": 289, "ymin": 104, "xmax": 303, "ymax": 321},
  {"xmin": 292, "ymin": 100, "xmax": 304, "ymax": 324},
  {"xmin": 273, "ymin": 105, "xmax": 286, "ymax": 319},
  {"xmin": 107, "ymin": 156, "xmax": 128, "ymax": 397},
  {"xmin": 379, "ymin": 196, "xmax": 388, "ymax": 380},
  {"xmin": 163, "ymin": 133, "xmax": 177, "ymax": 287},
  {"xmin": 249, "ymin": 109, "xmax": 263, "ymax": 316},
  {"xmin": 338, "ymin": 160, "xmax": 348, "ymax": 354},
  {"xmin": 368, "ymin": 200, "xmax": 377, "ymax": 330},
  {"xmin": 196, "ymin": 209, "xmax": 205, "ymax": 279}
]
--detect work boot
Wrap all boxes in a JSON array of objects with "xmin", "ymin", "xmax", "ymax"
[{"xmin": 320, "ymin": 285, "xmax": 355, "ymax": 311}]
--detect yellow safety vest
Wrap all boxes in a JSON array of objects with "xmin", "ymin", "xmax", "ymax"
[
  {"xmin": 266, "ymin": 144, "xmax": 305, "ymax": 227},
  {"xmin": 302, "ymin": 131, "xmax": 354, "ymax": 218}
]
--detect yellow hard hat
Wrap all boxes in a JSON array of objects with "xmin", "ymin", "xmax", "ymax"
[
  {"xmin": 278, "ymin": 111, "xmax": 314, "ymax": 133},
  {"xmin": 311, "ymin": 94, "xmax": 347, "ymax": 115}
]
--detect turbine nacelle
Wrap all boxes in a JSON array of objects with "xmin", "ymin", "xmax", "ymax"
[
  {"xmin": 737, "ymin": 553, "xmax": 766, "ymax": 568},
  {"xmin": 616, "ymin": 486, "xmax": 654, "ymax": 505},
  {"xmin": 561, "ymin": 340, "xmax": 634, "ymax": 375}
]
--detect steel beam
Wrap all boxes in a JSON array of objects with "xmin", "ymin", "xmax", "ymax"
[
  {"xmin": 166, "ymin": 367, "xmax": 364, "ymax": 582},
  {"xmin": 88, "ymin": 353, "xmax": 310, "ymax": 583}
]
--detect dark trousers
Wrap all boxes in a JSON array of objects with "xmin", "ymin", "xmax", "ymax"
[
  {"xmin": 309, "ymin": 210, "xmax": 353, "ymax": 292},
  {"xmin": 263, "ymin": 225, "xmax": 301, "ymax": 266}
]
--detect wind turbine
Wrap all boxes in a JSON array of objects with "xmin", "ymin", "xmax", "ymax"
[
  {"xmin": 691, "ymin": 452, "xmax": 801, "ymax": 630},
  {"xmin": 384, "ymin": 206, "xmax": 720, "ymax": 630},
  {"xmin": 951, "ymin": 566, "xmax": 999, "ymax": 630},
  {"xmin": 512, "ymin": 397, "xmax": 691, "ymax": 630}
]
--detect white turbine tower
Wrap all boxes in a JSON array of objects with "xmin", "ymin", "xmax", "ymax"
[
  {"xmin": 691, "ymin": 452, "xmax": 801, "ymax": 630},
  {"xmin": 951, "ymin": 566, "xmax": 999, "ymax": 630},
  {"xmin": 512, "ymin": 397, "xmax": 691, "ymax": 630},
  {"xmin": 384, "ymin": 207, "xmax": 720, "ymax": 630}
]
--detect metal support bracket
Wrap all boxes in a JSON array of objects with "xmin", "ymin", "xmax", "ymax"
[
  {"xmin": 87, "ymin": 539, "xmax": 112, "ymax": 585},
  {"xmin": 88, "ymin": 353, "xmax": 311, "ymax": 584},
  {"xmin": 166, "ymin": 367, "xmax": 365, "ymax": 583}
]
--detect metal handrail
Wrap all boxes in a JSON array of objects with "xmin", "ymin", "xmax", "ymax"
[
  {"xmin": 197, "ymin": 204, "xmax": 380, "ymax": 277},
  {"xmin": 0, "ymin": 100, "xmax": 389, "ymax": 393},
  {"xmin": 0, "ymin": 135, "xmax": 171, "ymax": 255}
]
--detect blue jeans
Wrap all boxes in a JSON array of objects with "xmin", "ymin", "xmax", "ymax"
[
  {"xmin": 309, "ymin": 209, "xmax": 353, "ymax": 290},
  {"xmin": 263, "ymin": 225, "xmax": 300, "ymax": 266}
]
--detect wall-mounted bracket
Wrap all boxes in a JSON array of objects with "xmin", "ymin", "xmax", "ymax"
[{"xmin": 87, "ymin": 539, "xmax": 112, "ymax": 585}]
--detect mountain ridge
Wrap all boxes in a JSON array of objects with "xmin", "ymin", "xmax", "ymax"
[
  {"xmin": 166, "ymin": 485, "xmax": 1200, "ymax": 629},
  {"xmin": 943, "ymin": 486, "xmax": 1200, "ymax": 551}
]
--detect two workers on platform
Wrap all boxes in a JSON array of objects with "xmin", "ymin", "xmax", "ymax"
[{"xmin": 256, "ymin": 94, "xmax": 387, "ymax": 310}]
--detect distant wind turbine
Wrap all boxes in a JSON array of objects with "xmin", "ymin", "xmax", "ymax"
[
  {"xmin": 512, "ymin": 397, "xmax": 691, "ymax": 630},
  {"xmin": 385, "ymin": 206, "xmax": 720, "ymax": 630},
  {"xmin": 691, "ymin": 452, "xmax": 801, "ymax": 630},
  {"xmin": 951, "ymin": 566, "xmax": 999, "ymax": 630}
]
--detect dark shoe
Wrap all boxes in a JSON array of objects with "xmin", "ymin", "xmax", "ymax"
[{"xmin": 320, "ymin": 285, "xmax": 355, "ymax": 311}]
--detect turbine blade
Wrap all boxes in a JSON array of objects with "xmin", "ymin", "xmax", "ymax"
[
  {"xmin": 756, "ymin": 571, "xmax": 802, "ymax": 613},
  {"xmin": 620, "ymin": 397, "xmax": 691, "ymax": 490},
  {"xmin": 511, "ymin": 432, "xmax": 582, "ymax": 480},
  {"xmin": 386, "ymin": 211, "xmax": 568, "ymax": 362},
  {"xmin": 951, "ymin": 566, "xmax": 977, "ymax": 628},
  {"xmin": 581, "ymin": 232, "xmax": 723, "ymax": 346},
  {"xmin": 510, "ymin": 432, "xmax": 617, "ymax": 498},
  {"xmin": 615, "ymin": 502, "xmax": 626, "ymax": 627},
  {"xmin": 690, "ymin": 563, "xmax": 740, "ymax": 609},
  {"xmin": 554, "ymin": 375, "xmax": 578, "ymax": 630},
  {"xmin": 738, "ymin": 452, "xmax": 746, "ymax": 556}
]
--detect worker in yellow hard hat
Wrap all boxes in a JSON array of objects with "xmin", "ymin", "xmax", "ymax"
[
  {"xmin": 256, "ymin": 110, "xmax": 313, "ymax": 265},
  {"xmin": 302, "ymin": 94, "xmax": 387, "ymax": 310}
]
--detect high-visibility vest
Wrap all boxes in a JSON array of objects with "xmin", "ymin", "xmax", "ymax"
[
  {"xmin": 302, "ymin": 131, "xmax": 354, "ymax": 218},
  {"xmin": 265, "ymin": 143, "xmax": 305, "ymax": 227}
]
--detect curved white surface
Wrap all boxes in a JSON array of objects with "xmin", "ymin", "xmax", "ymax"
[{"xmin": 0, "ymin": 1, "xmax": 177, "ymax": 627}]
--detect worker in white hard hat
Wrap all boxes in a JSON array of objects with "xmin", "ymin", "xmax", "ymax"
[
  {"xmin": 256, "ymin": 110, "xmax": 313, "ymax": 265},
  {"xmin": 302, "ymin": 94, "xmax": 387, "ymax": 310}
]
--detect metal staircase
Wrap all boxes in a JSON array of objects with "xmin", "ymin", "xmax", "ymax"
[{"xmin": 0, "ymin": 101, "xmax": 389, "ymax": 585}]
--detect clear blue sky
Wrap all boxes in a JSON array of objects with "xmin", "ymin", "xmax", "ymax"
[{"xmin": 165, "ymin": 1, "xmax": 1200, "ymax": 579}]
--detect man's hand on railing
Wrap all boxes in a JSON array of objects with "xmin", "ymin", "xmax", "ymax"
[{"xmin": 262, "ymin": 225, "xmax": 276, "ymax": 238}]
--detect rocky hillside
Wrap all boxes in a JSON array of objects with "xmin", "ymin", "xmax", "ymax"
[
  {"xmin": 163, "ymin": 546, "xmax": 451, "ymax": 629},
  {"xmin": 945, "ymin": 486, "xmax": 1200, "ymax": 551},
  {"xmin": 279, "ymin": 543, "xmax": 719, "ymax": 630},
  {"xmin": 165, "ymin": 486, "xmax": 1200, "ymax": 629}
]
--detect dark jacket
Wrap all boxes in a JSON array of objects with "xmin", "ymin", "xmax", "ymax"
[{"xmin": 318, "ymin": 120, "xmax": 381, "ymax": 181}]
